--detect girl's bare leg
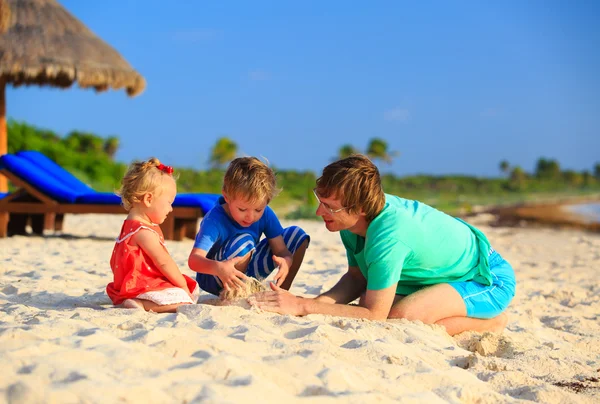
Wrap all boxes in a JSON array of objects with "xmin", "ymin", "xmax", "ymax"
[
  {"xmin": 122, "ymin": 298, "xmax": 190, "ymax": 313},
  {"xmin": 122, "ymin": 299, "xmax": 145, "ymax": 310}
]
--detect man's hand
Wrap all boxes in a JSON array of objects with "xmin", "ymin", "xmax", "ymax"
[
  {"xmin": 248, "ymin": 282, "xmax": 305, "ymax": 316},
  {"xmin": 271, "ymin": 255, "xmax": 292, "ymax": 286},
  {"xmin": 216, "ymin": 256, "xmax": 248, "ymax": 291}
]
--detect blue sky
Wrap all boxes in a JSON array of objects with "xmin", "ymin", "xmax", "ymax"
[{"xmin": 8, "ymin": 0, "xmax": 600, "ymax": 177}]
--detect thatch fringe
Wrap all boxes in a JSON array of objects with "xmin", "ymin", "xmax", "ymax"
[{"xmin": 1, "ymin": 64, "xmax": 146, "ymax": 96}]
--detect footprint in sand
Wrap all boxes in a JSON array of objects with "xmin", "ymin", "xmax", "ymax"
[
  {"xmin": 340, "ymin": 339, "xmax": 369, "ymax": 349},
  {"xmin": 16, "ymin": 364, "xmax": 36, "ymax": 375},
  {"xmin": 6, "ymin": 382, "xmax": 45, "ymax": 403},
  {"xmin": 198, "ymin": 318, "xmax": 218, "ymax": 330},
  {"xmin": 117, "ymin": 320, "xmax": 145, "ymax": 331},
  {"xmin": 228, "ymin": 325, "xmax": 249, "ymax": 341},
  {"xmin": 59, "ymin": 371, "xmax": 87, "ymax": 383},
  {"xmin": 76, "ymin": 328, "xmax": 100, "ymax": 337},
  {"xmin": 284, "ymin": 326, "xmax": 319, "ymax": 340},
  {"xmin": 1, "ymin": 285, "xmax": 18, "ymax": 295},
  {"xmin": 192, "ymin": 350, "xmax": 212, "ymax": 360}
]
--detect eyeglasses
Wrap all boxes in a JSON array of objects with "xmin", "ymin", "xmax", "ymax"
[{"xmin": 312, "ymin": 188, "xmax": 350, "ymax": 214}]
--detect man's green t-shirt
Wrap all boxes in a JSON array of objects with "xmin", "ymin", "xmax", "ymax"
[{"xmin": 340, "ymin": 194, "xmax": 493, "ymax": 295}]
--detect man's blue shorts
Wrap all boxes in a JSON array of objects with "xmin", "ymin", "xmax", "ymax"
[{"xmin": 449, "ymin": 249, "xmax": 516, "ymax": 319}]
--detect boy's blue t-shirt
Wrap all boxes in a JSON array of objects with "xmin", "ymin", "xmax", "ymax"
[{"xmin": 193, "ymin": 197, "xmax": 284, "ymax": 258}]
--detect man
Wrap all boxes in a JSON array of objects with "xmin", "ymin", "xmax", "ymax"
[{"xmin": 251, "ymin": 155, "xmax": 515, "ymax": 335}]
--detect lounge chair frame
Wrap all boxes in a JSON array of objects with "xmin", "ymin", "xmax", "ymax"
[{"xmin": 0, "ymin": 169, "xmax": 201, "ymax": 240}]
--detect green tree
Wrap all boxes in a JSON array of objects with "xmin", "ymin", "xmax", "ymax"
[
  {"xmin": 337, "ymin": 144, "xmax": 359, "ymax": 159},
  {"xmin": 499, "ymin": 160, "xmax": 510, "ymax": 176},
  {"xmin": 546, "ymin": 160, "xmax": 561, "ymax": 178},
  {"xmin": 563, "ymin": 170, "xmax": 583, "ymax": 187},
  {"xmin": 509, "ymin": 166, "xmax": 527, "ymax": 190},
  {"xmin": 209, "ymin": 137, "xmax": 238, "ymax": 169},
  {"xmin": 366, "ymin": 137, "xmax": 398, "ymax": 164},
  {"xmin": 65, "ymin": 131, "xmax": 104, "ymax": 154},
  {"xmin": 535, "ymin": 157, "xmax": 561, "ymax": 179},
  {"xmin": 594, "ymin": 162, "xmax": 600, "ymax": 179},
  {"xmin": 103, "ymin": 136, "xmax": 120, "ymax": 159},
  {"xmin": 581, "ymin": 170, "xmax": 595, "ymax": 186}
]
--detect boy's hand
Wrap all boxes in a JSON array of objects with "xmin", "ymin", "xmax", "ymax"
[
  {"xmin": 217, "ymin": 256, "xmax": 248, "ymax": 291},
  {"xmin": 272, "ymin": 255, "xmax": 292, "ymax": 286}
]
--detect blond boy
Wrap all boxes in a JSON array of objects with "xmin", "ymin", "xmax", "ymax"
[{"xmin": 188, "ymin": 157, "xmax": 309, "ymax": 295}]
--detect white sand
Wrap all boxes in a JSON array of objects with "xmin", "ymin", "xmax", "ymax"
[{"xmin": 1, "ymin": 214, "xmax": 599, "ymax": 403}]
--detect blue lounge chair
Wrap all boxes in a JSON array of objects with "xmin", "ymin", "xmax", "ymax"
[{"xmin": 0, "ymin": 151, "xmax": 219, "ymax": 240}]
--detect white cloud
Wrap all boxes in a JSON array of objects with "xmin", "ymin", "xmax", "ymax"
[
  {"xmin": 248, "ymin": 70, "xmax": 270, "ymax": 81},
  {"xmin": 384, "ymin": 107, "xmax": 410, "ymax": 122}
]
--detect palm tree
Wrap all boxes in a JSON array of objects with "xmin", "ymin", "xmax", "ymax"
[
  {"xmin": 103, "ymin": 136, "xmax": 120, "ymax": 159},
  {"xmin": 535, "ymin": 157, "xmax": 560, "ymax": 179},
  {"xmin": 366, "ymin": 137, "xmax": 398, "ymax": 164},
  {"xmin": 337, "ymin": 144, "xmax": 359, "ymax": 159},
  {"xmin": 499, "ymin": 160, "xmax": 510, "ymax": 176},
  {"xmin": 209, "ymin": 137, "xmax": 238, "ymax": 169},
  {"xmin": 509, "ymin": 166, "xmax": 527, "ymax": 190},
  {"xmin": 65, "ymin": 131, "xmax": 103, "ymax": 153},
  {"xmin": 546, "ymin": 160, "xmax": 561, "ymax": 179}
]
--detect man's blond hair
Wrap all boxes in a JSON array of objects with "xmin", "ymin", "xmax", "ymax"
[
  {"xmin": 223, "ymin": 157, "xmax": 280, "ymax": 204},
  {"xmin": 316, "ymin": 154, "xmax": 385, "ymax": 222}
]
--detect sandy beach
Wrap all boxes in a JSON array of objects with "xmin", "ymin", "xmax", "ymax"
[{"xmin": 0, "ymin": 214, "xmax": 599, "ymax": 403}]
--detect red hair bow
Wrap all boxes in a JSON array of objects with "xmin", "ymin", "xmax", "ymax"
[{"xmin": 157, "ymin": 163, "xmax": 174, "ymax": 175}]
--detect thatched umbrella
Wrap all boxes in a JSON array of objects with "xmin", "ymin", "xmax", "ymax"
[{"xmin": 0, "ymin": 0, "xmax": 146, "ymax": 191}]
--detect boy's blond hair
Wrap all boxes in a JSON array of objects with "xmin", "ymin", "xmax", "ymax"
[
  {"xmin": 118, "ymin": 157, "xmax": 175, "ymax": 210},
  {"xmin": 316, "ymin": 154, "xmax": 385, "ymax": 222},
  {"xmin": 223, "ymin": 157, "xmax": 279, "ymax": 204}
]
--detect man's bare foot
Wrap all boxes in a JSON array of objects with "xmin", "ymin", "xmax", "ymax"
[
  {"xmin": 490, "ymin": 312, "xmax": 508, "ymax": 333},
  {"xmin": 122, "ymin": 299, "xmax": 145, "ymax": 310}
]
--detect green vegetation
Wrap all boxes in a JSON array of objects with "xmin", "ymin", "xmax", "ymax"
[
  {"xmin": 208, "ymin": 137, "xmax": 238, "ymax": 169},
  {"xmin": 7, "ymin": 120, "xmax": 600, "ymax": 218},
  {"xmin": 337, "ymin": 138, "xmax": 399, "ymax": 164}
]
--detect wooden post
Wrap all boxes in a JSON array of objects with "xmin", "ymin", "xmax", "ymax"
[
  {"xmin": 0, "ymin": 212, "xmax": 8, "ymax": 238},
  {"xmin": 0, "ymin": 80, "xmax": 7, "ymax": 193},
  {"xmin": 44, "ymin": 213, "xmax": 56, "ymax": 231},
  {"xmin": 185, "ymin": 219, "xmax": 199, "ymax": 239},
  {"xmin": 173, "ymin": 218, "xmax": 186, "ymax": 241},
  {"xmin": 161, "ymin": 213, "xmax": 175, "ymax": 241},
  {"xmin": 54, "ymin": 213, "xmax": 65, "ymax": 231}
]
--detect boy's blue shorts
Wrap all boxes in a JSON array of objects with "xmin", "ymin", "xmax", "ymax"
[
  {"xmin": 449, "ymin": 249, "xmax": 516, "ymax": 319},
  {"xmin": 196, "ymin": 226, "xmax": 309, "ymax": 296}
]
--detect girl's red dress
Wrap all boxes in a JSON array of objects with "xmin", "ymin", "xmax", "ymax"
[{"xmin": 107, "ymin": 219, "xmax": 197, "ymax": 305}]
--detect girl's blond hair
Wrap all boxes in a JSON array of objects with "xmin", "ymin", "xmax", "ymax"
[
  {"xmin": 117, "ymin": 157, "xmax": 175, "ymax": 210},
  {"xmin": 316, "ymin": 154, "xmax": 385, "ymax": 222},
  {"xmin": 223, "ymin": 157, "xmax": 280, "ymax": 204}
]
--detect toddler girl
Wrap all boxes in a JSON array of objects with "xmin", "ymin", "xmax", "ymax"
[{"xmin": 107, "ymin": 158, "xmax": 199, "ymax": 312}]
